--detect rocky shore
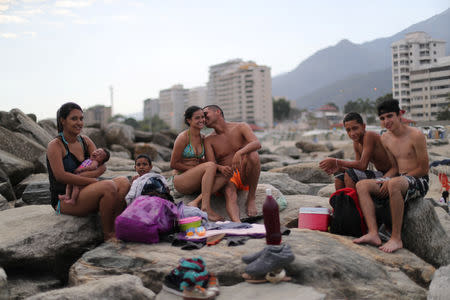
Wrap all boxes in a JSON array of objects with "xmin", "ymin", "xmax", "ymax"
[{"xmin": 0, "ymin": 108, "xmax": 449, "ymax": 299}]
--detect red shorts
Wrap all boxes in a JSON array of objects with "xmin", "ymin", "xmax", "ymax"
[{"xmin": 230, "ymin": 170, "xmax": 249, "ymax": 191}]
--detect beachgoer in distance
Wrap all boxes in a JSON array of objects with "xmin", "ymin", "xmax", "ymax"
[
  {"xmin": 203, "ymin": 105, "xmax": 261, "ymax": 222},
  {"xmin": 319, "ymin": 112, "xmax": 392, "ymax": 190},
  {"xmin": 132, "ymin": 154, "xmax": 153, "ymax": 182},
  {"xmin": 353, "ymin": 99, "xmax": 429, "ymax": 253},
  {"xmin": 47, "ymin": 102, "xmax": 130, "ymax": 241},
  {"xmin": 58, "ymin": 147, "xmax": 110, "ymax": 204},
  {"xmin": 170, "ymin": 106, "xmax": 228, "ymax": 221}
]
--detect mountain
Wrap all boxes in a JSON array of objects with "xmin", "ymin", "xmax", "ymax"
[{"xmin": 272, "ymin": 8, "xmax": 450, "ymax": 108}]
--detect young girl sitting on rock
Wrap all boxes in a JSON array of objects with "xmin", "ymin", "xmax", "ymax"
[{"xmin": 58, "ymin": 147, "xmax": 110, "ymax": 205}]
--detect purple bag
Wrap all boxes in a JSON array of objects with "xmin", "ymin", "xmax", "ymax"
[{"xmin": 115, "ymin": 195, "xmax": 178, "ymax": 243}]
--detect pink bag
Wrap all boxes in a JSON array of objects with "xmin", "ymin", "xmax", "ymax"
[{"xmin": 115, "ymin": 195, "xmax": 178, "ymax": 243}]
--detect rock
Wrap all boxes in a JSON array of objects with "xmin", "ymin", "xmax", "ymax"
[
  {"xmin": 257, "ymin": 147, "xmax": 272, "ymax": 155},
  {"xmin": 10, "ymin": 109, "xmax": 53, "ymax": 147},
  {"xmin": 295, "ymin": 140, "xmax": 329, "ymax": 153},
  {"xmin": 149, "ymin": 143, "xmax": 172, "ymax": 162},
  {"xmin": 259, "ymin": 154, "xmax": 298, "ymax": 165},
  {"xmin": 21, "ymin": 175, "xmax": 51, "ymax": 205},
  {"xmin": 82, "ymin": 127, "xmax": 107, "ymax": 149},
  {"xmin": 261, "ymin": 161, "xmax": 285, "ymax": 171},
  {"xmin": 434, "ymin": 206, "xmax": 450, "ymax": 236},
  {"xmin": 26, "ymin": 274, "xmax": 155, "ymax": 300},
  {"xmin": 0, "ymin": 268, "xmax": 8, "ymax": 300},
  {"xmin": 327, "ymin": 149, "xmax": 344, "ymax": 159},
  {"xmin": 153, "ymin": 161, "xmax": 171, "ymax": 173},
  {"xmin": 106, "ymin": 157, "xmax": 135, "ymax": 172},
  {"xmin": 110, "ymin": 144, "xmax": 132, "ymax": 159},
  {"xmin": 7, "ymin": 275, "xmax": 62, "ymax": 300},
  {"xmin": 69, "ymin": 230, "xmax": 431, "ymax": 299},
  {"xmin": 134, "ymin": 130, "xmax": 154, "ymax": 143},
  {"xmin": 110, "ymin": 150, "xmax": 132, "ymax": 159},
  {"xmin": 0, "ymin": 168, "xmax": 16, "ymax": 202},
  {"xmin": 273, "ymin": 146, "xmax": 302, "ymax": 159},
  {"xmin": 270, "ymin": 163, "xmax": 333, "ymax": 184},
  {"xmin": 134, "ymin": 143, "xmax": 159, "ymax": 161},
  {"xmin": 14, "ymin": 198, "xmax": 25, "ymax": 207},
  {"xmin": 14, "ymin": 173, "xmax": 48, "ymax": 199},
  {"xmin": 428, "ymin": 265, "xmax": 450, "ymax": 300},
  {"xmin": 307, "ymin": 183, "xmax": 329, "ymax": 195},
  {"xmin": 325, "ymin": 142, "xmax": 334, "ymax": 151},
  {"xmin": 317, "ymin": 184, "xmax": 335, "ymax": 198},
  {"xmin": 176, "ymin": 184, "xmax": 285, "ymax": 221},
  {"xmin": 0, "ymin": 126, "xmax": 47, "ymax": 173},
  {"xmin": 0, "ymin": 194, "xmax": 10, "ymax": 211},
  {"xmin": 38, "ymin": 119, "xmax": 58, "ymax": 137},
  {"xmin": 0, "ymin": 149, "xmax": 34, "ymax": 185},
  {"xmin": 402, "ymin": 196, "xmax": 450, "ymax": 267},
  {"xmin": 105, "ymin": 122, "xmax": 135, "ymax": 151},
  {"xmin": 259, "ymin": 172, "xmax": 310, "ymax": 195},
  {"xmin": 0, "ymin": 205, "xmax": 103, "ymax": 277},
  {"xmin": 152, "ymin": 132, "xmax": 174, "ymax": 149}
]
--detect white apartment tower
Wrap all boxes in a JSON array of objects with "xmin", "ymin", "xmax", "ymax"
[
  {"xmin": 208, "ymin": 59, "xmax": 273, "ymax": 128},
  {"xmin": 391, "ymin": 32, "xmax": 446, "ymax": 115},
  {"xmin": 159, "ymin": 84, "xmax": 189, "ymax": 132},
  {"xmin": 143, "ymin": 98, "xmax": 159, "ymax": 120},
  {"xmin": 188, "ymin": 86, "xmax": 208, "ymax": 108}
]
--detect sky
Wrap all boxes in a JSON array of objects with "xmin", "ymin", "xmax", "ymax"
[{"xmin": 1, "ymin": 0, "xmax": 449, "ymax": 120}]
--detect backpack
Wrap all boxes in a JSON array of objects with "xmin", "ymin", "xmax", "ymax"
[{"xmin": 329, "ymin": 188, "xmax": 367, "ymax": 237}]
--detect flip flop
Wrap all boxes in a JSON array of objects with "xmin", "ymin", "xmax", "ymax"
[{"xmin": 242, "ymin": 272, "xmax": 267, "ymax": 283}]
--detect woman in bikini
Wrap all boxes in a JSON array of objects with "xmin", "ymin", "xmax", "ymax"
[
  {"xmin": 47, "ymin": 102, "xmax": 130, "ymax": 241},
  {"xmin": 170, "ymin": 106, "xmax": 228, "ymax": 221}
]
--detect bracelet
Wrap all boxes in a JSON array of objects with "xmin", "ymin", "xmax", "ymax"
[{"xmin": 335, "ymin": 159, "xmax": 339, "ymax": 169}]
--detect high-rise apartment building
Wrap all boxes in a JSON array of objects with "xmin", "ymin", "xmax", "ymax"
[
  {"xmin": 83, "ymin": 105, "xmax": 111, "ymax": 128},
  {"xmin": 159, "ymin": 84, "xmax": 188, "ymax": 131},
  {"xmin": 391, "ymin": 32, "xmax": 446, "ymax": 116},
  {"xmin": 409, "ymin": 56, "xmax": 450, "ymax": 121},
  {"xmin": 143, "ymin": 98, "xmax": 159, "ymax": 120},
  {"xmin": 188, "ymin": 86, "xmax": 208, "ymax": 108},
  {"xmin": 208, "ymin": 59, "xmax": 273, "ymax": 128}
]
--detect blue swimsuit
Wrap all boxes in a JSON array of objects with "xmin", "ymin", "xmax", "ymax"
[{"xmin": 182, "ymin": 129, "xmax": 205, "ymax": 159}]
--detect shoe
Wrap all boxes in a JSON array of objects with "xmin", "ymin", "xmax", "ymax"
[
  {"xmin": 183, "ymin": 285, "xmax": 216, "ymax": 300},
  {"xmin": 162, "ymin": 275, "xmax": 184, "ymax": 297},
  {"xmin": 241, "ymin": 247, "xmax": 267, "ymax": 264},
  {"xmin": 245, "ymin": 244, "xmax": 295, "ymax": 277},
  {"xmin": 207, "ymin": 273, "xmax": 220, "ymax": 296}
]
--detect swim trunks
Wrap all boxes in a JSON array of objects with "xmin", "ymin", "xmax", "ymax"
[
  {"xmin": 230, "ymin": 170, "xmax": 249, "ymax": 191},
  {"xmin": 335, "ymin": 168, "xmax": 384, "ymax": 183},
  {"xmin": 403, "ymin": 174, "xmax": 429, "ymax": 201}
]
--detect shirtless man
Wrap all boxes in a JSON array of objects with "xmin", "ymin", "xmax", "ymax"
[
  {"xmin": 203, "ymin": 105, "xmax": 261, "ymax": 222},
  {"xmin": 353, "ymin": 99, "xmax": 429, "ymax": 253},
  {"xmin": 320, "ymin": 112, "xmax": 391, "ymax": 190}
]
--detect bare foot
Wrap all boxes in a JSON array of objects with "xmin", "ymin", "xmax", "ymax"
[
  {"xmin": 353, "ymin": 233, "xmax": 382, "ymax": 247},
  {"xmin": 105, "ymin": 234, "xmax": 120, "ymax": 243},
  {"xmin": 206, "ymin": 210, "xmax": 225, "ymax": 222},
  {"xmin": 187, "ymin": 200, "xmax": 200, "ymax": 208},
  {"xmin": 379, "ymin": 238, "xmax": 403, "ymax": 253},
  {"xmin": 246, "ymin": 198, "xmax": 257, "ymax": 217},
  {"xmin": 64, "ymin": 198, "xmax": 75, "ymax": 205}
]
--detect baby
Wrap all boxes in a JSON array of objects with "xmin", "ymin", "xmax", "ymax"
[{"xmin": 59, "ymin": 148, "xmax": 110, "ymax": 205}]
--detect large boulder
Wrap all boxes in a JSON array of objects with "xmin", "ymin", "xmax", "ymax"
[
  {"xmin": 38, "ymin": 119, "xmax": 57, "ymax": 137},
  {"xmin": 104, "ymin": 122, "xmax": 135, "ymax": 151},
  {"xmin": 259, "ymin": 172, "xmax": 310, "ymax": 195},
  {"xmin": 26, "ymin": 274, "xmax": 155, "ymax": 300},
  {"xmin": 69, "ymin": 230, "xmax": 432, "ymax": 299},
  {"xmin": 149, "ymin": 143, "xmax": 172, "ymax": 162},
  {"xmin": 270, "ymin": 162, "xmax": 333, "ymax": 184},
  {"xmin": 428, "ymin": 265, "xmax": 450, "ymax": 300},
  {"xmin": 82, "ymin": 127, "xmax": 107, "ymax": 149},
  {"xmin": 134, "ymin": 143, "xmax": 159, "ymax": 161},
  {"xmin": 0, "ymin": 149, "xmax": 34, "ymax": 185},
  {"xmin": 0, "ymin": 205, "xmax": 103, "ymax": 277},
  {"xmin": 0, "ymin": 194, "xmax": 9, "ymax": 211},
  {"xmin": 0, "ymin": 268, "xmax": 8, "ymax": 300},
  {"xmin": 272, "ymin": 146, "xmax": 302, "ymax": 159},
  {"xmin": 0, "ymin": 126, "xmax": 47, "ymax": 173},
  {"xmin": 295, "ymin": 140, "xmax": 329, "ymax": 153},
  {"xmin": 7, "ymin": 275, "xmax": 61, "ymax": 300},
  {"xmin": 402, "ymin": 196, "xmax": 450, "ymax": 267},
  {"xmin": 21, "ymin": 175, "xmax": 51, "ymax": 205},
  {"xmin": 9, "ymin": 109, "xmax": 53, "ymax": 147},
  {"xmin": 152, "ymin": 132, "xmax": 174, "ymax": 149},
  {"xmin": 134, "ymin": 130, "xmax": 154, "ymax": 143},
  {"xmin": 434, "ymin": 206, "xmax": 450, "ymax": 236},
  {"xmin": 0, "ymin": 168, "xmax": 16, "ymax": 202}
]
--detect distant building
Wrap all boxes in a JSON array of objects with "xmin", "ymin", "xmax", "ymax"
[
  {"xmin": 207, "ymin": 59, "xmax": 273, "ymax": 128},
  {"xmin": 83, "ymin": 105, "xmax": 111, "ymax": 128},
  {"xmin": 391, "ymin": 32, "xmax": 447, "ymax": 118},
  {"xmin": 143, "ymin": 98, "xmax": 159, "ymax": 120},
  {"xmin": 314, "ymin": 104, "xmax": 342, "ymax": 129},
  {"xmin": 159, "ymin": 84, "xmax": 189, "ymax": 131},
  {"xmin": 188, "ymin": 86, "xmax": 208, "ymax": 108},
  {"xmin": 409, "ymin": 56, "xmax": 450, "ymax": 121}
]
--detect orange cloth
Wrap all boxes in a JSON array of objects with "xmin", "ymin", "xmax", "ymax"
[{"xmin": 230, "ymin": 170, "xmax": 249, "ymax": 191}]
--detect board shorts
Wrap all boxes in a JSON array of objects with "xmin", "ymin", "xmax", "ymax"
[
  {"xmin": 335, "ymin": 168, "xmax": 384, "ymax": 183},
  {"xmin": 230, "ymin": 170, "xmax": 249, "ymax": 191},
  {"xmin": 402, "ymin": 174, "xmax": 429, "ymax": 201}
]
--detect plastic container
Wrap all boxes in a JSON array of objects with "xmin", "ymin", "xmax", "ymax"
[
  {"xmin": 178, "ymin": 216, "xmax": 201, "ymax": 231},
  {"xmin": 298, "ymin": 207, "xmax": 330, "ymax": 231},
  {"xmin": 263, "ymin": 188, "xmax": 282, "ymax": 245}
]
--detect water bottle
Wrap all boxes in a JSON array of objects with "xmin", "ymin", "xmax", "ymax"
[{"xmin": 263, "ymin": 188, "xmax": 282, "ymax": 245}]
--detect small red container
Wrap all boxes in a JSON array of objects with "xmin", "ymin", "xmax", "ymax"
[{"xmin": 298, "ymin": 207, "xmax": 330, "ymax": 231}]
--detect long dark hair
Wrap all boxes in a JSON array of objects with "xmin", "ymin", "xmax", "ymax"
[
  {"xmin": 184, "ymin": 105, "xmax": 202, "ymax": 127},
  {"xmin": 57, "ymin": 102, "xmax": 82, "ymax": 133}
]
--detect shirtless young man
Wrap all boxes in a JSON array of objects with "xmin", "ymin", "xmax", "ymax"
[
  {"xmin": 203, "ymin": 105, "xmax": 261, "ymax": 222},
  {"xmin": 319, "ymin": 112, "xmax": 391, "ymax": 190},
  {"xmin": 353, "ymin": 99, "xmax": 429, "ymax": 253}
]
